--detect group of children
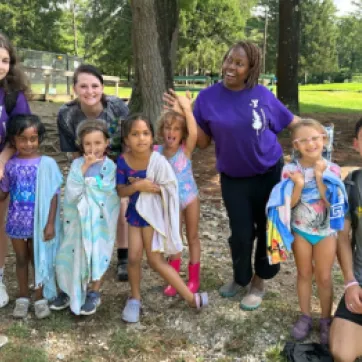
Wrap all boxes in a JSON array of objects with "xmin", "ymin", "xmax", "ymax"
[{"xmin": 1, "ymin": 90, "xmax": 207, "ymax": 322}]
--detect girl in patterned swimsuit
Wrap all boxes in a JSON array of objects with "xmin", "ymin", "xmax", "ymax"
[
  {"xmin": 0, "ymin": 115, "xmax": 62, "ymax": 320},
  {"xmin": 156, "ymin": 90, "xmax": 201, "ymax": 296}
]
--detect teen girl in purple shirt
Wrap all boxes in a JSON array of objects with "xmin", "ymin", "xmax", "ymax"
[
  {"xmin": 194, "ymin": 41, "xmax": 298, "ymax": 310},
  {"xmin": 0, "ymin": 33, "xmax": 31, "ymax": 309}
]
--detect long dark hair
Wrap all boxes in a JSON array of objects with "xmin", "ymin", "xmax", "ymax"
[{"xmin": 0, "ymin": 33, "xmax": 30, "ymax": 95}]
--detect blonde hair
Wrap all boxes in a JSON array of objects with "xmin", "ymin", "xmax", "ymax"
[
  {"xmin": 156, "ymin": 110, "xmax": 188, "ymax": 143},
  {"xmin": 76, "ymin": 119, "xmax": 110, "ymax": 153},
  {"xmin": 290, "ymin": 118, "xmax": 328, "ymax": 142}
]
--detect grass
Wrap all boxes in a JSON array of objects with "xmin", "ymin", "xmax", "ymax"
[
  {"xmin": 299, "ymin": 83, "xmax": 362, "ymax": 92},
  {"xmin": 0, "ymin": 343, "xmax": 49, "ymax": 362},
  {"xmin": 5, "ymin": 322, "xmax": 31, "ymax": 339},
  {"xmin": 265, "ymin": 343, "xmax": 287, "ymax": 362},
  {"xmin": 109, "ymin": 327, "xmax": 141, "ymax": 357}
]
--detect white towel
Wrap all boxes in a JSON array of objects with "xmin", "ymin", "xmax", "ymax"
[{"xmin": 136, "ymin": 151, "xmax": 183, "ymax": 255}]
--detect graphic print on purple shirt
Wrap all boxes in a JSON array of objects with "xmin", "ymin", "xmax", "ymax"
[
  {"xmin": 0, "ymin": 89, "xmax": 31, "ymax": 150},
  {"xmin": 193, "ymin": 83, "xmax": 293, "ymax": 178},
  {"xmin": 0, "ymin": 156, "xmax": 41, "ymax": 239}
]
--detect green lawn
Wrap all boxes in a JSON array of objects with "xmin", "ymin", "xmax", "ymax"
[{"xmin": 30, "ymin": 82, "xmax": 362, "ymax": 114}]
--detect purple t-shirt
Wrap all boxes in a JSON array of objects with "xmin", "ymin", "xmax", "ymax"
[
  {"xmin": 0, "ymin": 89, "xmax": 31, "ymax": 150},
  {"xmin": 193, "ymin": 83, "xmax": 293, "ymax": 178}
]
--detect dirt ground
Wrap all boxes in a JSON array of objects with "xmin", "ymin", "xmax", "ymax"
[{"xmin": 0, "ymin": 103, "xmax": 360, "ymax": 362}]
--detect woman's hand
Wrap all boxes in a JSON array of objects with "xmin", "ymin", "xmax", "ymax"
[{"xmin": 0, "ymin": 161, "xmax": 5, "ymax": 180}]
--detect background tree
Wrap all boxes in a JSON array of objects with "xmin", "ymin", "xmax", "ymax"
[
  {"xmin": 299, "ymin": 0, "xmax": 338, "ymax": 83},
  {"xmin": 277, "ymin": 0, "xmax": 300, "ymax": 114},
  {"xmin": 128, "ymin": 0, "xmax": 179, "ymax": 123}
]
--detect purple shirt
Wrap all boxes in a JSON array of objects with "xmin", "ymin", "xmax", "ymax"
[
  {"xmin": 0, "ymin": 89, "xmax": 31, "ymax": 150},
  {"xmin": 193, "ymin": 83, "xmax": 293, "ymax": 178}
]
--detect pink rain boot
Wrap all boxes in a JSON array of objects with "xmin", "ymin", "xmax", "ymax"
[
  {"xmin": 164, "ymin": 259, "xmax": 181, "ymax": 297},
  {"xmin": 187, "ymin": 262, "xmax": 200, "ymax": 293}
]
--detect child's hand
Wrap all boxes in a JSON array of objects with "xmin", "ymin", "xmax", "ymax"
[
  {"xmin": 136, "ymin": 179, "xmax": 161, "ymax": 193},
  {"xmin": 315, "ymin": 159, "xmax": 327, "ymax": 177},
  {"xmin": 287, "ymin": 171, "xmax": 304, "ymax": 187},
  {"xmin": 0, "ymin": 162, "xmax": 5, "ymax": 180},
  {"xmin": 176, "ymin": 90, "xmax": 192, "ymax": 113},
  {"xmin": 84, "ymin": 153, "xmax": 103, "ymax": 167},
  {"xmin": 43, "ymin": 223, "xmax": 55, "ymax": 241}
]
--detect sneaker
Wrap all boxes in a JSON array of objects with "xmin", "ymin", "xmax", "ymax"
[
  {"xmin": 291, "ymin": 314, "xmax": 313, "ymax": 340},
  {"xmin": 13, "ymin": 298, "xmax": 30, "ymax": 319},
  {"xmin": 219, "ymin": 280, "xmax": 243, "ymax": 298},
  {"xmin": 0, "ymin": 282, "xmax": 9, "ymax": 308},
  {"xmin": 80, "ymin": 291, "xmax": 101, "ymax": 316},
  {"xmin": 117, "ymin": 259, "xmax": 128, "ymax": 281},
  {"xmin": 50, "ymin": 292, "xmax": 70, "ymax": 311},
  {"xmin": 319, "ymin": 317, "xmax": 332, "ymax": 345},
  {"xmin": 240, "ymin": 286, "xmax": 265, "ymax": 311},
  {"xmin": 122, "ymin": 298, "xmax": 141, "ymax": 323},
  {"xmin": 34, "ymin": 299, "xmax": 51, "ymax": 319}
]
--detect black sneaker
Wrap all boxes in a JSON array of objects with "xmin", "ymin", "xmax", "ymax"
[
  {"xmin": 50, "ymin": 292, "xmax": 70, "ymax": 311},
  {"xmin": 80, "ymin": 291, "xmax": 101, "ymax": 316},
  {"xmin": 117, "ymin": 259, "xmax": 128, "ymax": 281}
]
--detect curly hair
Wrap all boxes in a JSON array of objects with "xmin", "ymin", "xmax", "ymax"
[
  {"xmin": 0, "ymin": 33, "xmax": 30, "ymax": 95},
  {"xmin": 156, "ymin": 110, "xmax": 188, "ymax": 144},
  {"xmin": 222, "ymin": 40, "xmax": 262, "ymax": 89},
  {"xmin": 76, "ymin": 119, "xmax": 110, "ymax": 153}
]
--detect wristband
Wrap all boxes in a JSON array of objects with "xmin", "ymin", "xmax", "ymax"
[{"xmin": 344, "ymin": 280, "xmax": 359, "ymax": 291}]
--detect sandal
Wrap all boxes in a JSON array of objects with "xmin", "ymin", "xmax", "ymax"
[
  {"xmin": 194, "ymin": 292, "xmax": 208, "ymax": 309},
  {"xmin": 319, "ymin": 317, "xmax": 332, "ymax": 345},
  {"xmin": 291, "ymin": 314, "xmax": 313, "ymax": 340}
]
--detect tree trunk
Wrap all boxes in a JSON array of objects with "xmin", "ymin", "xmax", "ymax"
[
  {"xmin": 129, "ymin": 0, "xmax": 179, "ymax": 124},
  {"xmin": 277, "ymin": 0, "xmax": 300, "ymax": 114}
]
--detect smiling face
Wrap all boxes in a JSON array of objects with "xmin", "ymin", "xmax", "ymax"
[
  {"xmin": 73, "ymin": 72, "xmax": 104, "ymax": 108},
  {"xmin": 125, "ymin": 120, "xmax": 153, "ymax": 153},
  {"xmin": 0, "ymin": 47, "xmax": 10, "ymax": 82},
  {"xmin": 293, "ymin": 126, "xmax": 326, "ymax": 162},
  {"xmin": 14, "ymin": 127, "xmax": 40, "ymax": 158},
  {"xmin": 222, "ymin": 46, "xmax": 250, "ymax": 91},
  {"xmin": 82, "ymin": 130, "xmax": 109, "ymax": 159}
]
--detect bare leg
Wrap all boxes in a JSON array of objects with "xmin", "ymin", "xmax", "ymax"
[
  {"xmin": 313, "ymin": 235, "xmax": 336, "ymax": 318},
  {"xmin": 127, "ymin": 226, "xmax": 144, "ymax": 300},
  {"xmin": 292, "ymin": 233, "xmax": 313, "ymax": 316},
  {"xmin": 184, "ymin": 198, "xmax": 201, "ymax": 264},
  {"xmin": 330, "ymin": 317, "xmax": 362, "ymax": 362},
  {"xmin": 11, "ymin": 238, "xmax": 30, "ymax": 298},
  {"xmin": 142, "ymin": 226, "xmax": 196, "ymax": 306}
]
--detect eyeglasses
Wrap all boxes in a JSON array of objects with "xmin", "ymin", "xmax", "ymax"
[{"xmin": 293, "ymin": 134, "xmax": 326, "ymax": 145}]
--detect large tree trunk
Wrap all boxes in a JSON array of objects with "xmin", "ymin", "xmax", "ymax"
[
  {"xmin": 129, "ymin": 0, "xmax": 179, "ymax": 124},
  {"xmin": 277, "ymin": 0, "xmax": 300, "ymax": 114}
]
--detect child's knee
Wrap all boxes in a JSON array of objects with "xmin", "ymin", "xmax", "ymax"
[
  {"xmin": 16, "ymin": 254, "xmax": 28, "ymax": 269},
  {"xmin": 297, "ymin": 267, "xmax": 313, "ymax": 281},
  {"xmin": 186, "ymin": 232, "xmax": 200, "ymax": 247},
  {"xmin": 128, "ymin": 253, "xmax": 142, "ymax": 267},
  {"xmin": 147, "ymin": 255, "xmax": 161, "ymax": 272},
  {"xmin": 315, "ymin": 273, "xmax": 332, "ymax": 289}
]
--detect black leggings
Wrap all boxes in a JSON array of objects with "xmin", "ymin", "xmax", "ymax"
[{"xmin": 220, "ymin": 159, "xmax": 283, "ymax": 286}]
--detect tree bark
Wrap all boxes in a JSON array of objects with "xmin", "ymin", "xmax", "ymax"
[
  {"xmin": 129, "ymin": 0, "xmax": 179, "ymax": 124},
  {"xmin": 277, "ymin": 0, "xmax": 300, "ymax": 114}
]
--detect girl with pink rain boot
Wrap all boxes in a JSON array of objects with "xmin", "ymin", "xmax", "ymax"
[{"xmin": 155, "ymin": 90, "xmax": 201, "ymax": 296}]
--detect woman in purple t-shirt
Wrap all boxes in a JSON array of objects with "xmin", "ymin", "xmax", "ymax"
[
  {"xmin": 194, "ymin": 41, "xmax": 299, "ymax": 310},
  {"xmin": 0, "ymin": 33, "xmax": 31, "ymax": 309}
]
